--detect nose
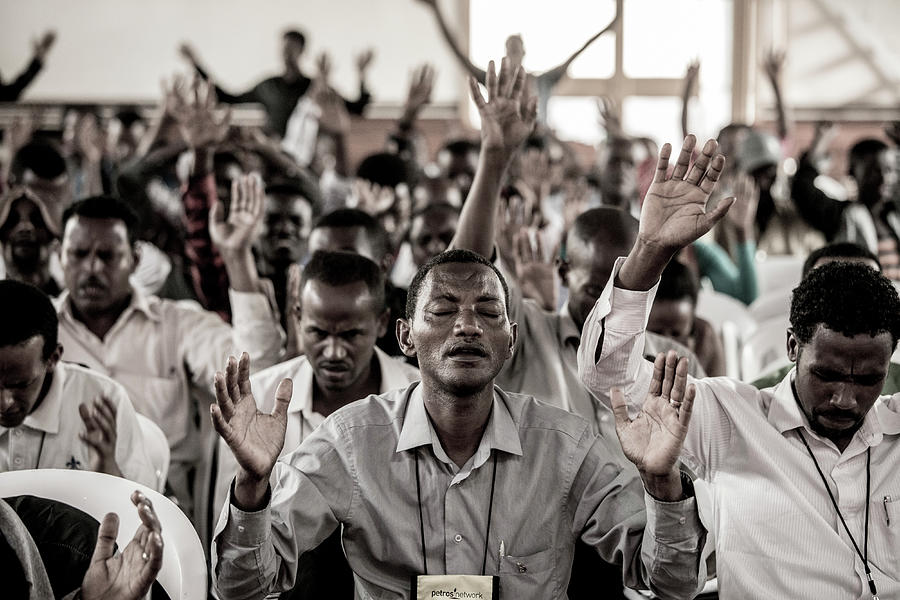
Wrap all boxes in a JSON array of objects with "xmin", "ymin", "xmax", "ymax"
[
  {"xmin": 0, "ymin": 390, "xmax": 15, "ymax": 411},
  {"xmin": 425, "ymin": 238, "xmax": 446, "ymax": 257},
  {"xmin": 454, "ymin": 309, "xmax": 483, "ymax": 337},
  {"xmin": 322, "ymin": 337, "xmax": 347, "ymax": 360},
  {"xmin": 830, "ymin": 384, "xmax": 857, "ymax": 410}
]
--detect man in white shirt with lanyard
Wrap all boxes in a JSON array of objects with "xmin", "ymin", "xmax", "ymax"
[
  {"xmin": 0, "ymin": 280, "xmax": 155, "ymax": 488},
  {"xmin": 578, "ymin": 134, "xmax": 900, "ymax": 598}
]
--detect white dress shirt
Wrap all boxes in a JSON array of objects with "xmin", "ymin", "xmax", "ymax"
[
  {"xmin": 211, "ymin": 346, "xmax": 420, "ymax": 515},
  {"xmin": 54, "ymin": 287, "xmax": 284, "ymax": 463},
  {"xmin": 578, "ymin": 257, "xmax": 900, "ymax": 599},
  {"xmin": 0, "ymin": 361, "xmax": 156, "ymax": 488}
]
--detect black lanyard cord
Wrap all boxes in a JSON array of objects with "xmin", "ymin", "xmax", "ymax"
[
  {"xmin": 798, "ymin": 431, "xmax": 877, "ymax": 598},
  {"xmin": 415, "ymin": 449, "xmax": 499, "ymax": 576}
]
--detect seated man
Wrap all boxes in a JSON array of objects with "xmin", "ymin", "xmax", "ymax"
[
  {"xmin": 648, "ymin": 260, "xmax": 725, "ymax": 376},
  {"xmin": 0, "ymin": 489, "xmax": 163, "ymax": 600},
  {"xmin": 211, "ymin": 246, "xmax": 703, "ymax": 599},
  {"xmin": 0, "ymin": 187, "xmax": 62, "ymax": 296},
  {"xmin": 55, "ymin": 179, "xmax": 284, "ymax": 513},
  {"xmin": 0, "ymin": 280, "xmax": 155, "ymax": 488},
  {"xmin": 579, "ymin": 134, "xmax": 900, "ymax": 597},
  {"xmin": 213, "ymin": 251, "xmax": 420, "ymax": 599}
]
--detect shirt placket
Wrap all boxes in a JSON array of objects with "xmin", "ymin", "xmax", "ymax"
[
  {"xmin": 832, "ymin": 450, "xmax": 870, "ymax": 590},
  {"xmin": 443, "ymin": 478, "xmax": 479, "ymax": 575}
]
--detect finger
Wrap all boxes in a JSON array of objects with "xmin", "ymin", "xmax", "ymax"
[
  {"xmin": 230, "ymin": 178, "xmax": 240, "ymax": 216},
  {"xmin": 486, "ymin": 60, "xmax": 497, "ymax": 101},
  {"xmin": 685, "ymin": 138, "xmax": 718, "ymax": 185},
  {"xmin": 661, "ymin": 350, "xmax": 678, "ymax": 399},
  {"xmin": 678, "ymin": 383, "xmax": 696, "ymax": 430},
  {"xmin": 272, "ymin": 378, "xmax": 293, "ymax": 421},
  {"xmin": 669, "ymin": 357, "xmax": 690, "ymax": 405},
  {"xmin": 132, "ymin": 492, "xmax": 162, "ymax": 534},
  {"xmin": 523, "ymin": 94, "xmax": 538, "ymax": 124},
  {"xmin": 288, "ymin": 262, "xmax": 302, "ymax": 305},
  {"xmin": 249, "ymin": 172, "xmax": 263, "ymax": 220},
  {"xmin": 95, "ymin": 396, "xmax": 118, "ymax": 427},
  {"xmin": 534, "ymin": 231, "xmax": 545, "ymax": 262},
  {"xmin": 702, "ymin": 195, "xmax": 735, "ymax": 232},
  {"xmin": 91, "ymin": 512, "xmax": 120, "ymax": 563},
  {"xmin": 649, "ymin": 352, "xmax": 666, "ymax": 396},
  {"xmin": 609, "ymin": 387, "xmax": 631, "ymax": 428},
  {"xmin": 138, "ymin": 530, "xmax": 164, "ymax": 589},
  {"xmin": 671, "ymin": 135, "xmax": 696, "ymax": 180},
  {"xmin": 699, "ymin": 153, "xmax": 726, "ymax": 195},
  {"xmin": 500, "ymin": 58, "xmax": 517, "ymax": 98},
  {"xmin": 653, "ymin": 143, "xmax": 672, "ymax": 183},
  {"xmin": 225, "ymin": 355, "xmax": 241, "ymax": 404},
  {"xmin": 214, "ymin": 370, "xmax": 235, "ymax": 421},
  {"xmin": 238, "ymin": 352, "xmax": 253, "ymax": 397},
  {"xmin": 210, "ymin": 403, "xmax": 234, "ymax": 441},
  {"xmin": 78, "ymin": 402, "xmax": 96, "ymax": 429},
  {"xmin": 80, "ymin": 433, "xmax": 105, "ymax": 453},
  {"xmin": 510, "ymin": 65, "xmax": 526, "ymax": 102}
]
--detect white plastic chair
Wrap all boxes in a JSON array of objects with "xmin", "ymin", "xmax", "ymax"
[
  {"xmin": 754, "ymin": 254, "xmax": 804, "ymax": 295},
  {"xmin": 0, "ymin": 469, "xmax": 207, "ymax": 599},
  {"xmin": 748, "ymin": 288, "xmax": 792, "ymax": 326},
  {"xmin": 136, "ymin": 414, "xmax": 170, "ymax": 493},
  {"xmin": 740, "ymin": 317, "xmax": 792, "ymax": 383},
  {"xmin": 695, "ymin": 289, "xmax": 758, "ymax": 379}
]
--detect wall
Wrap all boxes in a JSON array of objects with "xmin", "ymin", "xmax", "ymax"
[{"xmin": 0, "ymin": 0, "xmax": 467, "ymax": 107}]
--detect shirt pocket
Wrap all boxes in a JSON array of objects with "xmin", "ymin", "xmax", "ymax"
[
  {"xmin": 499, "ymin": 546, "xmax": 555, "ymax": 575},
  {"xmin": 870, "ymin": 493, "xmax": 900, "ymax": 579}
]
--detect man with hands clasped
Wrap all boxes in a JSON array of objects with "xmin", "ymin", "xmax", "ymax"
[
  {"xmin": 209, "ymin": 58, "xmax": 705, "ymax": 600},
  {"xmin": 579, "ymin": 135, "xmax": 900, "ymax": 598}
]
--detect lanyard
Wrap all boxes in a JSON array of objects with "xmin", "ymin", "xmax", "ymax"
[
  {"xmin": 414, "ymin": 449, "xmax": 499, "ymax": 576},
  {"xmin": 798, "ymin": 431, "xmax": 878, "ymax": 600}
]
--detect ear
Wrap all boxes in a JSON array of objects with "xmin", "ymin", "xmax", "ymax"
[
  {"xmin": 376, "ymin": 308, "xmax": 390, "ymax": 339},
  {"xmin": 47, "ymin": 343, "xmax": 63, "ymax": 370},
  {"xmin": 131, "ymin": 243, "xmax": 141, "ymax": 272},
  {"xmin": 556, "ymin": 258, "xmax": 569, "ymax": 287},
  {"xmin": 786, "ymin": 327, "xmax": 800, "ymax": 363},
  {"xmin": 507, "ymin": 321, "xmax": 518, "ymax": 358},
  {"xmin": 396, "ymin": 317, "xmax": 417, "ymax": 358}
]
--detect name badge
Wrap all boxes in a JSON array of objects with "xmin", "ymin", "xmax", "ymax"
[{"xmin": 411, "ymin": 574, "xmax": 500, "ymax": 600}]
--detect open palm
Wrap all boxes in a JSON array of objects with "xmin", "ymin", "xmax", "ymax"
[
  {"xmin": 612, "ymin": 352, "xmax": 695, "ymax": 476},
  {"xmin": 210, "ymin": 174, "xmax": 263, "ymax": 253},
  {"xmin": 211, "ymin": 353, "xmax": 292, "ymax": 480},
  {"xmin": 469, "ymin": 57, "xmax": 537, "ymax": 156},
  {"xmin": 639, "ymin": 135, "xmax": 732, "ymax": 252}
]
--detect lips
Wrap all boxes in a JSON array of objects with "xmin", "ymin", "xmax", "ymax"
[
  {"xmin": 318, "ymin": 362, "xmax": 351, "ymax": 377},
  {"xmin": 446, "ymin": 343, "xmax": 489, "ymax": 360},
  {"xmin": 818, "ymin": 413, "xmax": 858, "ymax": 428}
]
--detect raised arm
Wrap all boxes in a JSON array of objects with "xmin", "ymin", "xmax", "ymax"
[
  {"xmin": 0, "ymin": 30, "xmax": 55, "ymax": 102},
  {"xmin": 543, "ymin": 10, "xmax": 618, "ymax": 83},
  {"xmin": 762, "ymin": 49, "xmax": 789, "ymax": 141},
  {"xmin": 680, "ymin": 60, "xmax": 700, "ymax": 141},
  {"xmin": 417, "ymin": 0, "xmax": 487, "ymax": 82},
  {"xmin": 450, "ymin": 58, "xmax": 537, "ymax": 258},
  {"xmin": 179, "ymin": 42, "xmax": 259, "ymax": 104}
]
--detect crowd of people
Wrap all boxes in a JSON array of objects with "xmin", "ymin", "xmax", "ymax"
[{"xmin": 1, "ymin": 14, "xmax": 900, "ymax": 600}]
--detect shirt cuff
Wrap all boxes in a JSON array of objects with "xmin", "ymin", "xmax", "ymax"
[
  {"xmin": 602, "ymin": 257, "xmax": 659, "ymax": 334},
  {"xmin": 644, "ymin": 490, "xmax": 702, "ymax": 544},
  {"xmin": 222, "ymin": 483, "xmax": 272, "ymax": 547}
]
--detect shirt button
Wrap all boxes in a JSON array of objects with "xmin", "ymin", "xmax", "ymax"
[
  {"xmin": 237, "ymin": 525, "xmax": 245, "ymax": 533},
  {"xmin": 14, "ymin": 429, "xmax": 22, "ymax": 436},
  {"xmin": 14, "ymin": 457, "xmax": 23, "ymax": 465},
  {"xmin": 454, "ymin": 534, "xmax": 462, "ymax": 543},
  {"xmin": 679, "ymin": 517, "xmax": 686, "ymax": 525}
]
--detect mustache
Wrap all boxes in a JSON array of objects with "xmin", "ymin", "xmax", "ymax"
[
  {"xmin": 446, "ymin": 342, "xmax": 488, "ymax": 357},
  {"xmin": 79, "ymin": 277, "xmax": 107, "ymax": 289}
]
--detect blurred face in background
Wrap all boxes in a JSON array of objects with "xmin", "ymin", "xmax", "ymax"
[
  {"xmin": 408, "ymin": 207, "xmax": 458, "ymax": 269},
  {"xmin": 0, "ymin": 196, "xmax": 56, "ymax": 276},
  {"xmin": 259, "ymin": 194, "xmax": 312, "ymax": 268}
]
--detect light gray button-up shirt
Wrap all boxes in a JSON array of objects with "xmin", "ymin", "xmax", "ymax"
[{"xmin": 212, "ymin": 383, "xmax": 703, "ymax": 599}]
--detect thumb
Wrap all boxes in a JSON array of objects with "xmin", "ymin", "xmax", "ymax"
[
  {"xmin": 703, "ymin": 196, "xmax": 735, "ymax": 232},
  {"xmin": 91, "ymin": 512, "xmax": 120, "ymax": 563},
  {"xmin": 209, "ymin": 199, "xmax": 225, "ymax": 226},
  {"xmin": 610, "ymin": 387, "xmax": 631, "ymax": 429},
  {"xmin": 272, "ymin": 378, "xmax": 293, "ymax": 421}
]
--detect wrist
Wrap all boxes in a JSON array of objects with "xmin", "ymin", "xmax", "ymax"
[
  {"xmin": 234, "ymin": 470, "xmax": 270, "ymax": 511},
  {"xmin": 616, "ymin": 241, "xmax": 674, "ymax": 291},
  {"xmin": 641, "ymin": 468, "xmax": 689, "ymax": 502}
]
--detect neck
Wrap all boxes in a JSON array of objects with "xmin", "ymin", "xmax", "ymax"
[
  {"xmin": 283, "ymin": 63, "xmax": 301, "ymax": 80},
  {"xmin": 70, "ymin": 294, "xmax": 131, "ymax": 341},
  {"xmin": 312, "ymin": 356, "xmax": 381, "ymax": 417},
  {"xmin": 29, "ymin": 369, "xmax": 55, "ymax": 417},
  {"xmin": 421, "ymin": 378, "xmax": 494, "ymax": 468}
]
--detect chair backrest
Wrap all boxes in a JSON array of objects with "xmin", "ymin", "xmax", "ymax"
[
  {"xmin": 740, "ymin": 317, "xmax": 791, "ymax": 382},
  {"xmin": 755, "ymin": 254, "xmax": 804, "ymax": 295},
  {"xmin": 0, "ymin": 469, "xmax": 206, "ymax": 600},
  {"xmin": 136, "ymin": 414, "xmax": 170, "ymax": 493},
  {"xmin": 695, "ymin": 289, "xmax": 758, "ymax": 378},
  {"xmin": 748, "ymin": 288, "xmax": 792, "ymax": 325}
]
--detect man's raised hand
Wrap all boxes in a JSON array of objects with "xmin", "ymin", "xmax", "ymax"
[
  {"xmin": 468, "ymin": 57, "xmax": 537, "ymax": 159},
  {"xmin": 211, "ymin": 353, "xmax": 293, "ymax": 510},
  {"xmin": 611, "ymin": 351, "xmax": 695, "ymax": 501}
]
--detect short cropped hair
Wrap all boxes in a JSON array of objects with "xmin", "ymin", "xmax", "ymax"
[
  {"xmin": 313, "ymin": 208, "xmax": 390, "ymax": 260},
  {"xmin": 802, "ymin": 242, "xmax": 880, "ymax": 278},
  {"xmin": 790, "ymin": 261, "xmax": 900, "ymax": 348},
  {"xmin": 656, "ymin": 260, "xmax": 700, "ymax": 305},
  {"xmin": 283, "ymin": 30, "xmax": 306, "ymax": 48},
  {"xmin": 562, "ymin": 207, "xmax": 638, "ymax": 261},
  {"xmin": 266, "ymin": 175, "xmax": 321, "ymax": 213},
  {"xmin": 848, "ymin": 139, "xmax": 888, "ymax": 173},
  {"xmin": 62, "ymin": 196, "xmax": 139, "ymax": 245},
  {"xmin": 299, "ymin": 251, "xmax": 385, "ymax": 313},
  {"xmin": 0, "ymin": 280, "xmax": 58, "ymax": 359},
  {"xmin": 10, "ymin": 141, "xmax": 67, "ymax": 183},
  {"xmin": 355, "ymin": 152, "xmax": 414, "ymax": 189},
  {"xmin": 406, "ymin": 249, "xmax": 509, "ymax": 320}
]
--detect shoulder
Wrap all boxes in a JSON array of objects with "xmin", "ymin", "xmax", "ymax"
[
  {"xmin": 57, "ymin": 362, "xmax": 131, "ymax": 403},
  {"xmin": 498, "ymin": 387, "xmax": 590, "ymax": 443}
]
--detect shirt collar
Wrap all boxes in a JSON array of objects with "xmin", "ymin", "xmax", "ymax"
[
  {"xmin": 768, "ymin": 367, "xmax": 889, "ymax": 448},
  {"xmin": 395, "ymin": 384, "xmax": 523, "ymax": 459},
  {"xmin": 558, "ymin": 302, "xmax": 582, "ymax": 348},
  {"xmin": 288, "ymin": 347, "xmax": 414, "ymax": 415},
  {"xmin": 21, "ymin": 365, "xmax": 66, "ymax": 435},
  {"xmin": 56, "ymin": 287, "xmax": 160, "ymax": 325}
]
